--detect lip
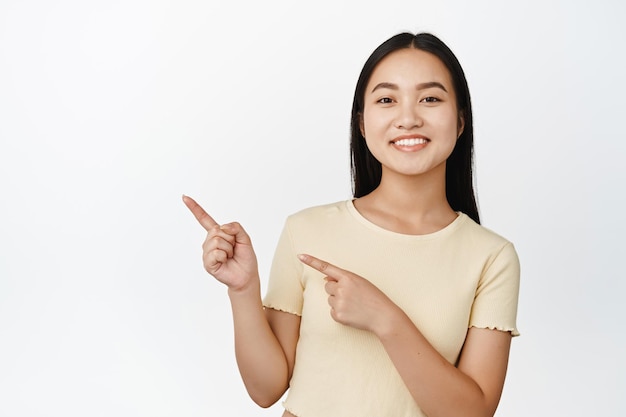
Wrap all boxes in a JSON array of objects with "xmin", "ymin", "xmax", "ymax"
[
  {"xmin": 390, "ymin": 134, "xmax": 430, "ymax": 144},
  {"xmin": 390, "ymin": 134, "xmax": 430, "ymax": 152}
]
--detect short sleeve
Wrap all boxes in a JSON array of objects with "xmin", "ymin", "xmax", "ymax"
[
  {"xmin": 469, "ymin": 242, "xmax": 521, "ymax": 336},
  {"xmin": 262, "ymin": 219, "xmax": 304, "ymax": 316}
]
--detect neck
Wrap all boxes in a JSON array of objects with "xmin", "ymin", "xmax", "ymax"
[
  {"xmin": 378, "ymin": 163, "xmax": 451, "ymax": 214},
  {"xmin": 354, "ymin": 163, "xmax": 457, "ymax": 234}
]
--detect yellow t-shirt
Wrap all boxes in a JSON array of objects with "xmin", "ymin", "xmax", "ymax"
[{"xmin": 263, "ymin": 200, "xmax": 520, "ymax": 417}]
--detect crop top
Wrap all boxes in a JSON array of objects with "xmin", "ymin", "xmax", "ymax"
[{"xmin": 263, "ymin": 200, "xmax": 520, "ymax": 417}]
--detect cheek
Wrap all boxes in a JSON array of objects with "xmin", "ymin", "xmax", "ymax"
[
  {"xmin": 362, "ymin": 110, "xmax": 389, "ymax": 140},
  {"xmin": 433, "ymin": 111, "xmax": 461, "ymax": 139}
]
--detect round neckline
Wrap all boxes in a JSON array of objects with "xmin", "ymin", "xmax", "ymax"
[{"xmin": 345, "ymin": 199, "xmax": 466, "ymax": 240}]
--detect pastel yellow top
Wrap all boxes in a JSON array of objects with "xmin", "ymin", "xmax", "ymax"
[{"xmin": 263, "ymin": 200, "xmax": 520, "ymax": 417}]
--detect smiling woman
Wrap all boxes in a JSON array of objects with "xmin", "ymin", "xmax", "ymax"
[
  {"xmin": 184, "ymin": 32, "xmax": 519, "ymax": 417},
  {"xmin": 359, "ymin": 48, "xmax": 462, "ymax": 199}
]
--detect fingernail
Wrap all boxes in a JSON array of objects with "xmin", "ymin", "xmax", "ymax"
[{"xmin": 297, "ymin": 254, "xmax": 308, "ymax": 262}]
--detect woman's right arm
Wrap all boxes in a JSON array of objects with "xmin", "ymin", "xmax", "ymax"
[
  {"xmin": 182, "ymin": 195, "xmax": 299, "ymax": 407},
  {"xmin": 228, "ymin": 284, "xmax": 300, "ymax": 407}
]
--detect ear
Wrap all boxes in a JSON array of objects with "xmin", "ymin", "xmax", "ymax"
[
  {"xmin": 457, "ymin": 110, "xmax": 465, "ymax": 139},
  {"xmin": 359, "ymin": 112, "xmax": 365, "ymax": 137}
]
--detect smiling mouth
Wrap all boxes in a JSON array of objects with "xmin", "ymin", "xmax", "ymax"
[{"xmin": 392, "ymin": 138, "xmax": 429, "ymax": 146}]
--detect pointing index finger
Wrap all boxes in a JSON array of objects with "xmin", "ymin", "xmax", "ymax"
[
  {"xmin": 298, "ymin": 254, "xmax": 340, "ymax": 278},
  {"xmin": 182, "ymin": 195, "xmax": 219, "ymax": 231}
]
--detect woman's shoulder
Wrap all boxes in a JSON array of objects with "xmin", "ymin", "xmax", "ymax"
[
  {"xmin": 284, "ymin": 200, "xmax": 352, "ymax": 228},
  {"xmin": 288, "ymin": 200, "xmax": 350, "ymax": 218},
  {"xmin": 458, "ymin": 213, "xmax": 516, "ymax": 253}
]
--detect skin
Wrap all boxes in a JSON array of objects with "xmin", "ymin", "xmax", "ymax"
[
  {"xmin": 183, "ymin": 48, "xmax": 512, "ymax": 417},
  {"xmin": 182, "ymin": 195, "xmax": 299, "ymax": 408},
  {"xmin": 356, "ymin": 48, "xmax": 464, "ymax": 235}
]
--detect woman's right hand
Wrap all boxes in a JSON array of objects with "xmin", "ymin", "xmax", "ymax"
[{"xmin": 182, "ymin": 195, "xmax": 259, "ymax": 292}]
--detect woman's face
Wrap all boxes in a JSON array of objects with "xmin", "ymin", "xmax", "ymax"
[{"xmin": 361, "ymin": 48, "xmax": 463, "ymax": 180}]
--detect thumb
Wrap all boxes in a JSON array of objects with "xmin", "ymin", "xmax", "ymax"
[{"xmin": 220, "ymin": 222, "xmax": 253, "ymax": 246}]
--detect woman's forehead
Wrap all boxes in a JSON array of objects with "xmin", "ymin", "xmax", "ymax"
[{"xmin": 367, "ymin": 48, "xmax": 453, "ymax": 91}]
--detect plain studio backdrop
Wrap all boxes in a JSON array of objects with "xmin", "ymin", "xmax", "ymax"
[{"xmin": 1, "ymin": 1, "xmax": 624, "ymax": 416}]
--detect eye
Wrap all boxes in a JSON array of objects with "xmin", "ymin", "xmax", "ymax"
[
  {"xmin": 377, "ymin": 97, "xmax": 394, "ymax": 104},
  {"xmin": 421, "ymin": 96, "xmax": 440, "ymax": 103}
]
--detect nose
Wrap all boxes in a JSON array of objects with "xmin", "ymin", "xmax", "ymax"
[{"xmin": 394, "ymin": 102, "xmax": 422, "ymax": 129}]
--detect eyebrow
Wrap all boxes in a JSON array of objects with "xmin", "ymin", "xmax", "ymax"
[{"xmin": 370, "ymin": 81, "xmax": 448, "ymax": 93}]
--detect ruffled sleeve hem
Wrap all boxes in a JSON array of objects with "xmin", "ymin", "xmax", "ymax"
[
  {"xmin": 469, "ymin": 324, "xmax": 520, "ymax": 337},
  {"xmin": 263, "ymin": 303, "xmax": 302, "ymax": 317}
]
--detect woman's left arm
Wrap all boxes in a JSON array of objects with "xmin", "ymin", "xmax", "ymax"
[
  {"xmin": 298, "ymin": 254, "xmax": 512, "ymax": 417},
  {"xmin": 379, "ymin": 312, "xmax": 511, "ymax": 417}
]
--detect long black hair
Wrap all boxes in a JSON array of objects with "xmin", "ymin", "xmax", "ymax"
[{"xmin": 349, "ymin": 32, "xmax": 480, "ymax": 224}]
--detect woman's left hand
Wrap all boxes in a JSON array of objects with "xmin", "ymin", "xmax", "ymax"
[{"xmin": 297, "ymin": 253, "xmax": 400, "ymax": 335}]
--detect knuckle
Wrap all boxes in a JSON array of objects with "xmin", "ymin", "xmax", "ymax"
[
  {"xmin": 204, "ymin": 238, "xmax": 218, "ymax": 252},
  {"xmin": 333, "ymin": 309, "xmax": 344, "ymax": 322},
  {"xmin": 214, "ymin": 250, "xmax": 227, "ymax": 263},
  {"xmin": 224, "ymin": 221, "xmax": 241, "ymax": 230}
]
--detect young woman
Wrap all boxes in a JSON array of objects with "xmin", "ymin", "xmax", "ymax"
[{"xmin": 183, "ymin": 32, "xmax": 520, "ymax": 417}]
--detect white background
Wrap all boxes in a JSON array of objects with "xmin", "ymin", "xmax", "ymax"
[{"xmin": 1, "ymin": 1, "xmax": 625, "ymax": 416}]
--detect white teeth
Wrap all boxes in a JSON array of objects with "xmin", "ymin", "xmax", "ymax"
[{"xmin": 394, "ymin": 138, "xmax": 427, "ymax": 146}]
